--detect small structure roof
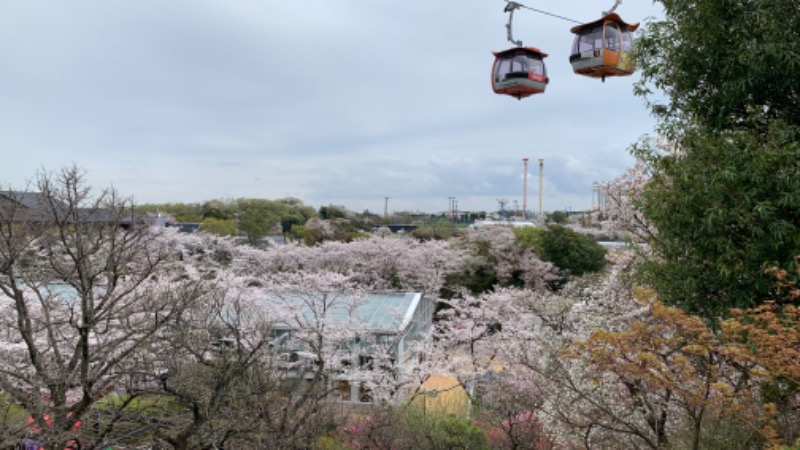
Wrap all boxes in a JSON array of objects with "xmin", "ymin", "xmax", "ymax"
[
  {"xmin": 0, "ymin": 190, "xmax": 137, "ymax": 226},
  {"xmin": 268, "ymin": 292, "xmax": 424, "ymax": 333},
  {"xmin": 356, "ymin": 292, "xmax": 421, "ymax": 331},
  {"xmin": 0, "ymin": 191, "xmax": 52, "ymax": 209}
]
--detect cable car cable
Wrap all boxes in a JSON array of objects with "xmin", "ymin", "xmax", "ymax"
[
  {"xmin": 503, "ymin": 0, "xmax": 582, "ymax": 25},
  {"xmin": 503, "ymin": 0, "xmax": 624, "ymax": 24}
]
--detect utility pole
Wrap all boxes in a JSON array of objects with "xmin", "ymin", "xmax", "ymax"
[
  {"xmin": 497, "ymin": 199, "xmax": 509, "ymax": 219},
  {"xmin": 448, "ymin": 197, "xmax": 456, "ymax": 222}
]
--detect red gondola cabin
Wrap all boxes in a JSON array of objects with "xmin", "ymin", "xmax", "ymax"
[
  {"xmin": 492, "ymin": 47, "xmax": 549, "ymax": 100},
  {"xmin": 569, "ymin": 13, "xmax": 639, "ymax": 81}
]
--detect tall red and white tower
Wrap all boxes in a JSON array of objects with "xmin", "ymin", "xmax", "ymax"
[
  {"xmin": 522, "ymin": 158, "xmax": 529, "ymax": 219},
  {"xmin": 538, "ymin": 158, "xmax": 544, "ymax": 221}
]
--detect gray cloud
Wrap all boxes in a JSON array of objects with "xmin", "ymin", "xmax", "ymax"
[{"xmin": 0, "ymin": 0, "xmax": 664, "ymax": 213}]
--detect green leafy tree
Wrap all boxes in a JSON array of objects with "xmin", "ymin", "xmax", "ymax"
[
  {"xmin": 288, "ymin": 224, "xmax": 308, "ymax": 243},
  {"xmin": 412, "ymin": 221, "xmax": 457, "ymax": 241},
  {"xmin": 201, "ymin": 199, "xmax": 235, "ymax": 220},
  {"xmin": 235, "ymin": 197, "xmax": 317, "ymax": 244},
  {"xmin": 137, "ymin": 202, "xmax": 203, "ymax": 222},
  {"xmin": 547, "ymin": 210, "xmax": 569, "ymax": 225},
  {"xmin": 237, "ymin": 199, "xmax": 279, "ymax": 245},
  {"xmin": 638, "ymin": 124, "xmax": 800, "ymax": 316},
  {"xmin": 319, "ymin": 205, "xmax": 347, "ymax": 220},
  {"xmin": 200, "ymin": 217, "xmax": 237, "ymax": 236},
  {"xmin": 277, "ymin": 197, "xmax": 318, "ymax": 230},
  {"xmin": 631, "ymin": 0, "xmax": 800, "ymax": 317},
  {"xmin": 513, "ymin": 226, "xmax": 543, "ymax": 251},
  {"xmin": 635, "ymin": 0, "xmax": 800, "ymax": 134},
  {"xmin": 526, "ymin": 225, "xmax": 607, "ymax": 278}
]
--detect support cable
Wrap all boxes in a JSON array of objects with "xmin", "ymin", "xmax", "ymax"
[{"xmin": 504, "ymin": 0, "xmax": 583, "ymax": 25}]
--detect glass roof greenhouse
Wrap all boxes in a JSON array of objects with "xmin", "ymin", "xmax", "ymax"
[{"xmin": 266, "ymin": 292, "xmax": 430, "ymax": 334}]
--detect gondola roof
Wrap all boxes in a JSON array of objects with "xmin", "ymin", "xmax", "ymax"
[
  {"xmin": 492, "ymin": 46, "xmax": 548, "ymax": 58},
  {"xmin": 569, "ymin": 12, "xmax": 639, "ymax": 34}
]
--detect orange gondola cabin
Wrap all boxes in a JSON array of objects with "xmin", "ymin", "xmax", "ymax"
[
  {"xmin": 569, "ymin": 13, "xmax": 639, "ymax": 81},
  {"xmin": 492, "ymin": 47, "xmax": 549, "ymax": 100}
]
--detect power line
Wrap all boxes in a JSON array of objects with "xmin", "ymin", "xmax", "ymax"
[{"xmin": 505, "ymin": 1, "xmax": 583, "ymax": 25}]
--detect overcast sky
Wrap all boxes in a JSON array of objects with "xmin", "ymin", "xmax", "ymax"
[{"xmin": 0, "ymin": 1, "xmax": 664, "ymax": 214}]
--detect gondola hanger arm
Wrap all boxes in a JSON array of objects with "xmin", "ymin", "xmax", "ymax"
[
  {"xmin": 504, "ymin": 1, "xmax": 523, "ymax": 47},
  {"xmin": 603, "ymin": 0, "xmax": 622, "ymax": 16}
]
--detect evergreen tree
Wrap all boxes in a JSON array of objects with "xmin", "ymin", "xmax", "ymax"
[{"xmin": 633, "ymin": 0, "xmax": 800, "ymax": 316}]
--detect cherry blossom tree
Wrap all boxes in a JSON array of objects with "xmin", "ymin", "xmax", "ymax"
[
  {"xmin": 122, "ymin": 236, "xmax": 440, "ymax": 448},
  {"xmin": 4, "ymin": 167, "xmax": 654, "ymax": 449},
  {"xmin": 252, "ymin": 235, "xmax": 469, "ymax": 296},
  {"xmin": 0, "ymin": 167, "xmax": 211, "ymax": 449},
  {"xmin": 432, "ymin": 285, "xmax": 573, "ymax": 446},
  {"xmin": 127, "ymin": 272, "xmax": 279, "ymax": 449},
  {"xmin": 520, "ymin": 253, "xmax": 799, "ymax": 449},
  {"xmin": 592, "ymin": 138, "xmax": 668, "ymax": 242},
  {"xmin": 449, "ymin": 226, "xmax": 561, "ymax": 294},
  {"xmin": 429, "ymin": 248, "xmax": 654, "ymax": 449}
]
